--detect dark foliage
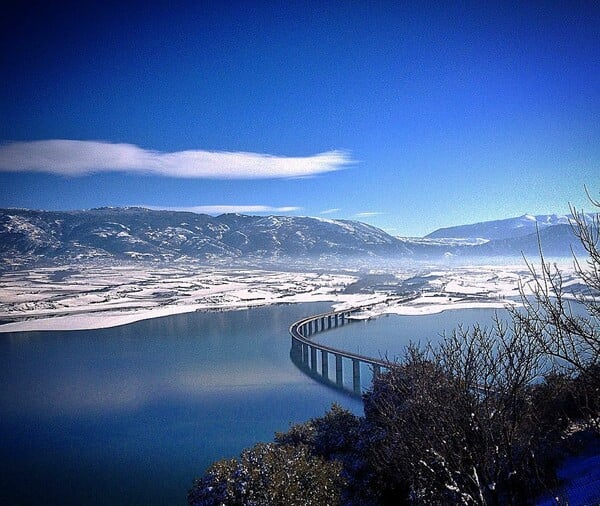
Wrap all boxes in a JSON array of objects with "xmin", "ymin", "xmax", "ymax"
[{"xmin": 188, "ymin": 442, "xmax": 344, "ymax": 506}]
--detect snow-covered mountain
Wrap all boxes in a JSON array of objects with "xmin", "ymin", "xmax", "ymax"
[
  {"xmin": 0, "ymin": 207, "xmax": 411, "ymax": 267},
  {"xmin": 425, "ymin": 213, "xmax": 588, "ymax": 241},
  {"xmin": 0, "ymin": 208, "xmax": 594, "ymax": 268}
]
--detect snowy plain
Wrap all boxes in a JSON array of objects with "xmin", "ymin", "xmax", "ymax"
[{"xmin": 0, "ymin": 259, "xmax": 579, "ymax": 333}]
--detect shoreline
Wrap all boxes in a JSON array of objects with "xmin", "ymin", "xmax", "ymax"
[
  {"xmin": 0, "ymin": 295, "xmax": 333, "ymax": 333},
  {"xmin": 0, "ymin": 292, "xmax": 518, "ymax": 334}
]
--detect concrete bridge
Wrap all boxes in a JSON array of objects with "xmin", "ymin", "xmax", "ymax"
[{"xmin": 289, "ymin": 308, "xmax": 392, "ymax": 397}]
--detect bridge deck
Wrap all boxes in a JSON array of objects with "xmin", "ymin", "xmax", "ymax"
[{"xmin": 289, "ymin": 307, "xmax": 392, "ymax": 396}]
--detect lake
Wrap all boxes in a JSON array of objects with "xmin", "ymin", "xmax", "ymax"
[
  {"xmin": 315, "ymin": 307, "xmax": 509, "ymax": 361},
  {"xmin": 0, "ymin": 303, "xmax": 504, "ymax": 505}
]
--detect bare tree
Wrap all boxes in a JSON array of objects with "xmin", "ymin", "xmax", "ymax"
[
  {"xmin": 509, "ymin": 191, "xmax": 600, "ymax": 427},
  {"xmin": 363, "ymin": 314, "xmax": 557, "ymax": 505}
]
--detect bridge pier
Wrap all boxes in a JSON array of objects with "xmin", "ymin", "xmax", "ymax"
[
  {"xmin": 310, "ymin": 346, "xmax": 317, "ymax": 372},
  {"xmin": 352, "ymin": 358, "xmax": 361, "ymax": 394},
  {"xmin": 372, "ymin": 364, "xmax": 381, "ymax": 378},
  {"xmin": 291, "ymin": 338, "xmax": 301, "ymax": 359},
  {"xmin": 335, "ymin": 353, "xmax": 343, "ymax": 387},
  {"xmin": 321, "ymin": 351, "xmax": 329, "ymax": 381}
]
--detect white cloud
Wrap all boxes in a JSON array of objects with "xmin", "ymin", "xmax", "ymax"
[
  {"xmin": 320, "ymin": 208, "xmax": 341, "ymax": 215},
  {"xmin": 141, "ymin": 205, "xmax": 302, "ymax": 215},
  {"xmin": 0, "ymin": 140, "xmax": 353, "ymax": 179}
]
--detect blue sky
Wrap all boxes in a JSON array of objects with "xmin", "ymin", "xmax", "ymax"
[{"xmin": 0, "ymin": 1, "xmax": 598, "ymax": 236}]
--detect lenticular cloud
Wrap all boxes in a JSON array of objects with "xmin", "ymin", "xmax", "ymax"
[{"xmin": 0, "ymin": 140, "xmax": 352, "ymax": 179}]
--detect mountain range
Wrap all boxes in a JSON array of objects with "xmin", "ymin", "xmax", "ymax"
[{"xmin": 0, "ymin": 207, "xmax": 593, "ymax": 268}]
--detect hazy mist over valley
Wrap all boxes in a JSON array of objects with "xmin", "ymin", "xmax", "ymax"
[{"xmin": 0, "ymin": 207, "xmax": 591, "ymax": 270}]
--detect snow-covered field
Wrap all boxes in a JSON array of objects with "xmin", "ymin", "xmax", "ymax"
[
  {"xmin": 338, "ymin": 262, "xmax": 537, "ymax": 319},
  {"xmin": 0, "ymin": 260, "xmax": 578, "ymax": 333},
  {"xmin": 0, "ymin": 264, "xmax": 358, "ymax": 332}
]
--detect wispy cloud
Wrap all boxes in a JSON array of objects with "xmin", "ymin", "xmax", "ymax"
[
  {"xmin": 319, "ymin": 208, "xmax": 341, "ymax": 215},
  {"xmin": 0, "ymin": 140, "xmax": 353, "ymax": 179},
  {"xmin": 141, "ymin": 205, "xmax": 302, "ymax": 215},
  {"xmin": 354, "ymin": 211, "xmax": 384, "ymax": 217}
]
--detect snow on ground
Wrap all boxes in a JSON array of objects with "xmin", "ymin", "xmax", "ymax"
[
  {"xmin": 0, "ymin": 265, "xmax": 358, "ymax": 332},
  {"xmin": 335, "ymin": 262, "xmax": 578, "ymax": 319},
  {"xmin": 0, "ymin": 260, "xmax": 579, "ymax": 332},
  {"xmin": 537, "ymin": 440, "xmax": 600, "ymax": 506}
]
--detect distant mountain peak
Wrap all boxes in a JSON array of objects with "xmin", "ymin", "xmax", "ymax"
[{"xmin": 426, "ymin": 213, "xmax": 584, "ymax": 241}]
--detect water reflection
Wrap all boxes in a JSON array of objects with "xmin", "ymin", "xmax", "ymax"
[{"xmin": 1, "ymin": 302, "xmax": 360, "ymax": 506}]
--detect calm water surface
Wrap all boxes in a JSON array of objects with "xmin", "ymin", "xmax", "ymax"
[
  {"xmin": 314, "ymin": 307, "xmax": 509, "ymax": 360},
  {"xmin": 0, "ymin": 303, "xmax": 505, "ymax": 505},
  {"xmin": 0, "ymin": 302, "xmax": 358, "ymax": 506}
]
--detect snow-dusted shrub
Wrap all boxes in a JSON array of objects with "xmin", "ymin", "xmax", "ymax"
[
  {"xmin": 187, "ymin": 442, "xmax": 344, "ymax": 506},
  {"xmin": 275, "ymin": 403, "xmax": 380, "ymax": 506},
  {"xmin": 276, "ymin": 403, "xmax": 361, "ymax": 460}
]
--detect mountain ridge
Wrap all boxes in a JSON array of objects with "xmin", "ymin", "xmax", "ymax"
[
  {"xmin": 0, "ymin": 207, "xmax": 593, "ymax": 269},
  {"xmin": 0, "ymin": 207, "xmax": 410, "ymax": 267}
]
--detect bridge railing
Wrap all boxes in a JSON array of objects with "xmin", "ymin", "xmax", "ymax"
[{"xmin": 289, "ymin": 307, "xmax": 392, "ymax": 396}]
